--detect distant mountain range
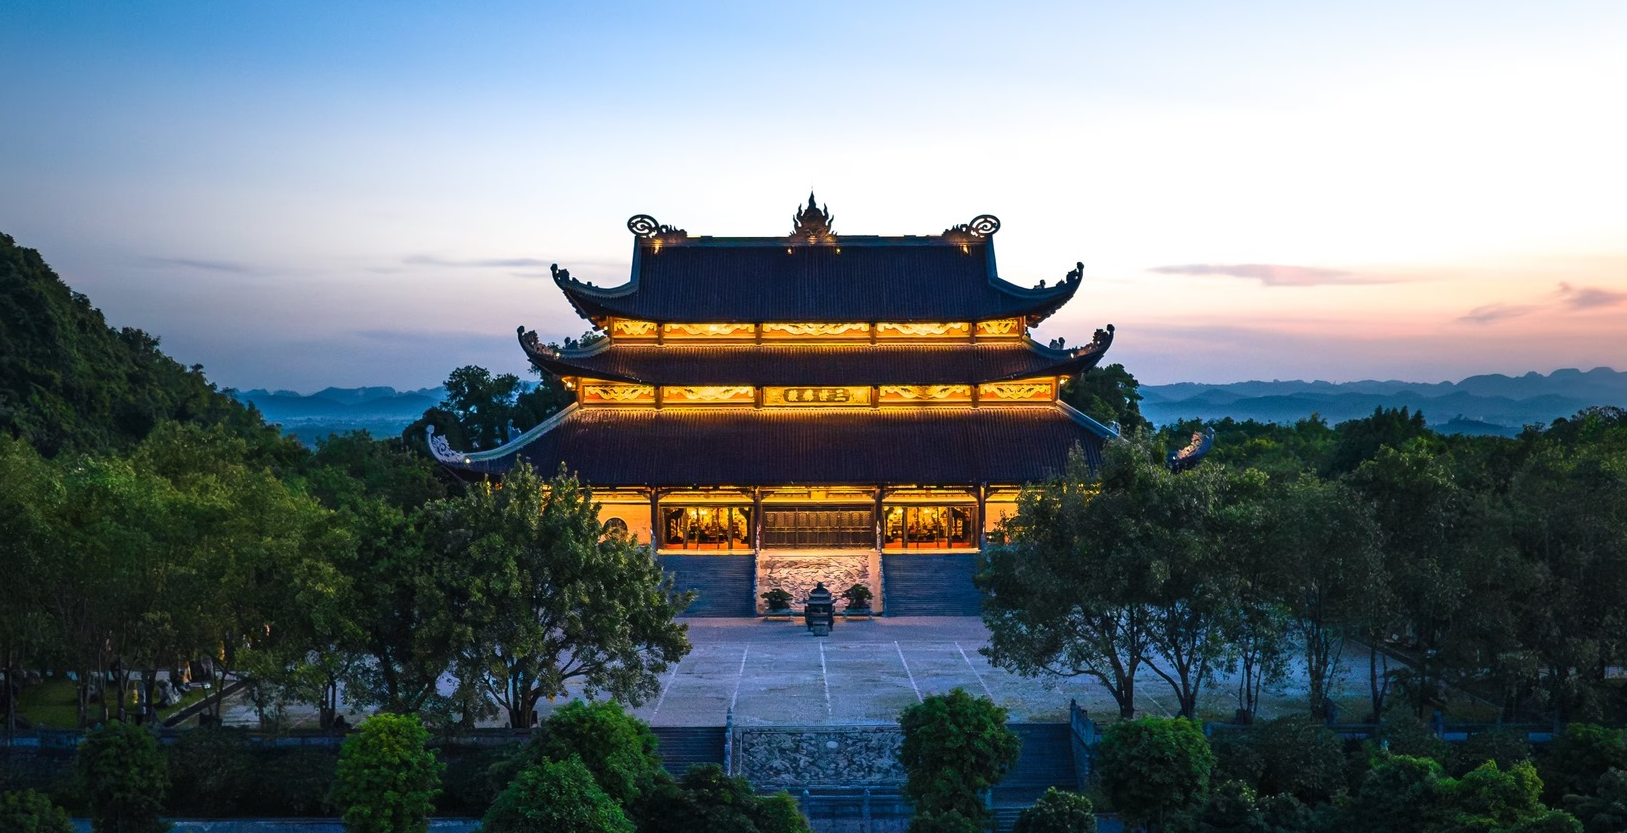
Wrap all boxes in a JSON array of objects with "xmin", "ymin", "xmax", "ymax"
[
  {"xmin": 1141, "ymin": 367, "xmax": 1627, "ymax": 436},
  {"xmin": 232, "ymin": 368, "xmax": 1627, "ymax": 445}
]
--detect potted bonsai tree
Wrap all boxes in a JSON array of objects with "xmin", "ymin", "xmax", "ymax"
[
  {"xmin": 841, "ymin": 583, "xmax": 874, "ymax": 619},
  {"xmin": 761, "ymin": 587, "xmax": 794, "ymax": 620}
]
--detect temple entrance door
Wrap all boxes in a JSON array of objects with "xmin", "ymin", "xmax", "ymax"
[{"xmin": 761, "ymin": 506, "xmax": 875, "ymax": 549}]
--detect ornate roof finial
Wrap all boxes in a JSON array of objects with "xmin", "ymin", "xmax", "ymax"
[{"xmin": 791, "ymin": 192, "xmax": 835, "ymax": 243}]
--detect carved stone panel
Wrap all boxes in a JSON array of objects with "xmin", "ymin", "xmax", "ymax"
[
  {"xmin": 738, "ymin": 726, "xmax": 905, "ymax": 787},
  {"xmin": 756, "ymin": 554, "xmax": 876, "ymax": 613}
]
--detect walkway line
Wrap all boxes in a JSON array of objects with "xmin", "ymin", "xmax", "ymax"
[
  {"xmin": 955, "ymin": 641, "xmax": 995, "ymax": 699},
  {"xmin": 729, "ymin": 644, "xmax": 750, "ymax": 712},
  {"xmin": 895, "ymin": 641, "xmax": 923, "ymax": 702},
  {"xmin": 650, "ymin": 662, "xmax": 682, "ymax": 719},
  {"xmin": 819, "ymin": 642, "xmax": 832, "ymax": 718}
]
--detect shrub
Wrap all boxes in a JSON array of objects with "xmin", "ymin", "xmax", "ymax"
[
  {"xmin": 1540, "ymin": 724, "xmax": 1627, "ymax": 804},
  {"xmin": 1095, "ymin": 717, "xmax": 1214, "ymax": 831},
  {"xmin": 761, "ymin": 588, "xmax": 793, "ymax": 611},
  {"xmin": 1012, "ymin": 788, "xmax": 1096, "ymax": 833},
  {"xmin": 632, "ymin": 764, "xmax": 809, "ymax": 833},
  {"xmin": 330, "ymin": 713, "xmax": 443, "ymax": 833},
  {"xmin": 76, "ymin": 720, "xmax": 169, "ymax": 833},
  {"xmin": 1371, "ymin": 716, "xmax": 1448, "ymax": 763},
  {"xmin": 533, "ymin": 700, "xmax": 661, "ymax": 804},
  {"xmin": 1563, "ymin": 768, "xmax": 1627, "ymax": 833},
  {"xmin": 247, "ymin": 747, "xmax": 338, "ymax": 817},
  {"xmin": 1448, "ymin": 729, "xmax": 1533, "ymax": 778},
  {"xmin": 482, "ymin": 757, "xmax": 632, "ymax": 833},
  {"xmin": 164, "ymin": 727, "xmax": 253, "ymax": 816},
  {"xmin": 898, "ymin": 688, "xmax": 1021, "ymax": 830},
  {"xmin": 0, "ymin": 789, "xmax": 72, "ymax": 833},
  {"xmin": 1211, "ymin": 715, "xmax": 1346, "ymax": 804},
  {"xmin": 840, "ymin": 583, "xmax": 873, "ymax": 609}
]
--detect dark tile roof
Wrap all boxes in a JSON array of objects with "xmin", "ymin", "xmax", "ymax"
[
  {"xmin": 520, "ymin": 338, "xmax": 1112, "ymax": 386},
  {"xmin": 554, "ymin": 239, "xmax": 1081, "ymax": 324},
  {"xmin": 442, "ymin": 405, "xmax": 1109, "ymax": 487}
]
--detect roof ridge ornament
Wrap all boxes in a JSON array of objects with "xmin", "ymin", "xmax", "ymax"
[
  {"xmin": 627, "ymin": 214, "xmax": 687, "ymax": 240},
  {"xmin": 791, "ymin": 191, "xmax": 836, "ymax": 244},
  {"xmin": 943, "ymin": 214, "xmax": 1000, "ymax": 239}
]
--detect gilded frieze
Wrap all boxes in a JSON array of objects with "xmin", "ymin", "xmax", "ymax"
[
  {"xmin": 581, "ymin": 383, "xmax": 656, "ymax": 405},
  {"xmin": 609, "ymin": 319, "xmax": 659, "ymax": 338},
  {"xmin": 877, "ymin": 385, "xmax": 973, "ymax": 404},
  {"xmin": 662, "ymin": 386, "xmax": 755, "ymax": 404},
  {"xmin": 974, "ymin": 318, "xmax": 1024, "ymax": 338},
  {"xmin": 978, "ymin": 379, "xmax": 1054, "ymax": 402},
  {"xmin": 760, "ymin": 322, "xmax": 870, "ymax": 339},
  {"xmin": 874, "ymin": 321, "xmax": 970, "ymax": 338},
  {"xmin": 661, "ymin": 322, "xmax": 756, "ymax": 339}
]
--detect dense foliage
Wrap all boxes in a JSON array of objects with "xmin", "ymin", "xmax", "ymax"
[
  {"xmin": 0, "ymin": 790, "xmax": 72, "ymax": 833},
  {"xmin": 330, "ymin": 713, "xmax": 443, "ymax": 833},
  {"xmin": 898, "ymin": 688, "xmax": 1022, "ymax": 832},
  {"xmin": 76, "ymin": 720, "xmax": 169, "ymax": 833},
  {"xmin": 483, "ymin": 757, "xmax": 634, "ymax": 833},
  {"xmin": 984, "ymin": 405, "xmax": 1627, "ymax": 725},
  {"xmin": 1095, "ymin": 717, "xmax": 1215, "ymax": 831},
  {"xmin": 1012, "ymin": 787, "xmax": 1098, "ymax": 833}
]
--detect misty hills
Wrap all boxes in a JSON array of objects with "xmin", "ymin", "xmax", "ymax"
[
  {"xmin": 233, "ymin": 367, "xmax": 1627, "ymax": 446},
  {"xmin": 1141, "ymin": 367, "xmax": 1627, "ymax": 435}
]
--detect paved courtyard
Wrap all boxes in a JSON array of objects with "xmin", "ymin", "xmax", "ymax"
[{"xmin": 540, "ymin": 616, "xmax": 1383, "ymax": 727}]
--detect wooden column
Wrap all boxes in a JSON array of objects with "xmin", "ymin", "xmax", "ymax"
[
  {"xmin": 976, "ymin": 483, "xmax": 988, "ymax": 550},
  {"xmin": 649, "ymin": 489, "xmax": 661, "ymax": 552},
  {"xmin": 874, "ymin": 487, "xmax": 885, "ymax": 551}
]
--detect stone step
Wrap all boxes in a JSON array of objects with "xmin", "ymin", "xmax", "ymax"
[
  {"xmin": 651, "ymin": 725, "xmax": 726, "ymax": 776},
  {"xmin": 881, "ymin": 554, "xmax": 982, "ymax": 616},
  {"xmin": 660, "ymin": 555, "xmax": 757, "ymax": 617}
]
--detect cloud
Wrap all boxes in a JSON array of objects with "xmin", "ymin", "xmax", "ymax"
[
  {"xmin": 1148, "ymin": 263, "xmax": 1391, "ymax": 287},
  {"xmin": 403, "ymin": 254, "xmax": 551, "ymax": 268},
  {"xmin": 144, "ymin": 256, "xmax": 258, "ymax": 274},
  {"xmin": 1556, "ymin": 282, "xmax": 1627, "ymax": 310},
  {"xmin": 1460, "ymin": 303, "xmax": 1539, "ymax": 324}
]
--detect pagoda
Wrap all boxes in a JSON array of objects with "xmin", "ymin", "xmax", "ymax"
[{"xmin": 430, "ymin": 195, "xmax": 1119, "ymax": 616}]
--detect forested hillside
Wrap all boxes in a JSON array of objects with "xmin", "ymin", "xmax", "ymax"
[{"xmin": 0, "ymin": 232, "xmax": 274, "ymax": 457}]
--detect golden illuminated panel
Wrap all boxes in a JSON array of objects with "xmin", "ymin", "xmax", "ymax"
[
  {"xmin": 877, "ymin": 385, "xmax": 973, "ymax": 405},
  {"xmin": 978, "ymin": 378, "xmax": 1055, "ymax": 402},
  {"xmin": 875, "ymin": 322, "xmax": 970, "ymax": 339},
  {"xmin": 974, "ymin": 319, "xmax": 1024, "ymax": 338},
  {"xmin": 761, "ymin": 322, "xmax": 870, "ymax": 340},
  {"xmin": 609, "ymin": 319, "xmax": 659, "ymax": 339},
  {"xmin": 662, "ymin": 386, "xmax": 755, "ymax": 405},
  {"xmin": 662, "ymin": 322, "xmax": 756, "ymax": 340},
  {"xmin": 763, "ymin": 386, "xmax": 873, "ymax": 406},
  {"xmin": 580, "ymin": 382, "xmax": 656, "ymax": 406}
]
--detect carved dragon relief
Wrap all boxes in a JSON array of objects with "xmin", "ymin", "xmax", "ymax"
[
  {"xmin": 975, "ymin": 318, "xmax": 1022, "ymax": 337},
  {"xmin": 610, "ymin": 319, "xmax": 659, "ymax": 337},
  {"xmin": 663, "ymin": 322, "xmax": 755, "ymax": 338},
  {"xmin": 979, "ymin": 381, "xmax": 1053, "ymax": 400},
  {"xmin": 664, "ymin": 386, "xmax": 754, "ymax": 402},
  {"xmin": 875, "ymin": 322, "xmax": 970, "ymax": 337},
  {"xmin": 582, "ymin": 384, "xmax": 656, "ymax": 403},
  {"xmin": 762, "ymin": 322, "xmax": 870, "ymax": 338},
  {"xmin": 879, "ymin": 385, "xmax": 973, "ymax": 401}
]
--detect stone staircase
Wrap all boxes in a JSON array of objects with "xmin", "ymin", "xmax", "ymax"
[
  {"xmin": 651, "ymin": 725, "xmax": 727, "ymax": 776},
  {"xmin": 990, "ymin": 723, "xmax": 1080, "ymax": 831},
  {"xmin": 880, "ymin": 554, "xmax": 982, "ymax": 616},
  {"xmin": 659, "ymin": 555, "xmax": 757, "ymax": 617}
]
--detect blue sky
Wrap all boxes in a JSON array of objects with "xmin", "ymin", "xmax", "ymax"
[{"xmin": 3, "ymin": 1, "xmax": 1625, "ymax": 390}]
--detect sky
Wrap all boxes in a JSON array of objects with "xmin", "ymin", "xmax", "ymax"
[{"xmin": 2, "ymin": 1, "xmax": 1624, "ymax": 391}]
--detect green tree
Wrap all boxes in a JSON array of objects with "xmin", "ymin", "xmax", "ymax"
[
  {"xmin": 1342, "ymin": 754, "xmax": 1444, "ymax": 833},
  {"xmin": 1060, "ymin": 363, "xmax": 1149, "ymax": 432},
  {"xmin": 979, "ymin": 445, "xmax": 1154, "ymax": 719},
  {"xmin": 0, "ymin": 790, "xmax": 73, "ymax": 833},
  {"xmin": 0, "ymin": 435, "xmax": 62, "ymax": 739},
  {"xmin": 483, "ymin": 758, "xmax": 632, "ymax": 833},
  {"xmin": 1563, "ymin": 768, "xmax": 1627, "ymax": 833},
  {"xmin": 491, "ymin": 700, "xmax": 662, "ymax": 806},
  {"xmin": 898, "ymin": 688, "xmax": 1021, "ymax": 830},
  {"xmin": 1324, "ymin": 407, "xmax": 1432, "ymax": 477},
  {"xmin": 1095, "ymin": 717, "xmax": 1215, "ymax": 832},
  {"xmin": 76, "ymin": 720, "xmax": 169, "ymax": 833},
  {"xmin": 632, "ymin": 764, "xmax": 810, "ymax": 833},
  {"xmin": 1013, "ymin": 788, "xmax": 1097, "ymax": 833},
  {"xmin": 1538, "ymin": 724, "xmax": 1627, "ymax": 805},
  {"xmin": 1211, "ymin": 716, "xmax": 1346, "ymax": 805},
  {"xmin": 421, "ymin": 465, "xmax": 692, "ymax": 728},
  {"xmin": 1179, "ymin": 780, "xmax": 1270, "ymax": 833},
  {"xmin": 330, "ymin": 713, "xmax": 443, "ymax": 833}
]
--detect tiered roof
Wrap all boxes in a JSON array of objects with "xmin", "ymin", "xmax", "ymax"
[{"xmin": 432, "ymin": 196, "xmax": 1118, "ymax": 487}]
